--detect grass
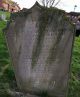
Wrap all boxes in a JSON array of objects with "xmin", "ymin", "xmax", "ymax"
[
  {"xmin": 0, "ymin": 19, "xmax": 10, "ymax": 66},
  {"xmin": 68, "ymin": 37, "xmax": 80, "ymax": 97},
  {"xmin": 0, "ymin": 11, "xmax": 15, "ymax": 97},
  {"xmin": 0, "ymin": 10, "xmax": 80, "ymax": 97}
]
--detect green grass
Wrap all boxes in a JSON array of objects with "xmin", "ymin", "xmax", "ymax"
[
  {"xmin": 68, "ymin": 37, "xmax": 80, "ymax": 97},
  {"xmin": 0, "ymin": 20, "xmax": 10, "ymax": 65},
  {"xmin": 0, "ymin": 11, "xmax": 16, "ymax": 97}
]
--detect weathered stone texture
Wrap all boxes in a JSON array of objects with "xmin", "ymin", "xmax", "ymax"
[{"xmin": 5, "ymin": 2, "xmax": 75, "ymax": 97}]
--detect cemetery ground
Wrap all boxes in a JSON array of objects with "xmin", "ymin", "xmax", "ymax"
[{"xmin": 0, "ymin": 11, "xmax": 80, "ymax": 97}]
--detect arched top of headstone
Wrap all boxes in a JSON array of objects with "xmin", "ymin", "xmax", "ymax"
[
  {"xmin": 30, "ymin": 1, "xmax": 43, "ymax": 10},
  {"xmin": 21, "ymin": 1, "xmax": 42, "ymax": 12},
  {"xmin": 9, "ymin": 1, "xmax": 43, "ymax": 20},
  {"xmin": 4, "ymin": 1, "xmax": 74, "ymax": 33},
  {"xmin": 10, "ymin": 1, "xmax": 66, "ymax": 19}
]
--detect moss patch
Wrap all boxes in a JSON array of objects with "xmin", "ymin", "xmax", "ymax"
[{"xmin": 31, "ymin": 7, "xmax": 68, "ymax": 68}]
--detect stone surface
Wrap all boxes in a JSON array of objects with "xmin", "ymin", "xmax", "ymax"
[{"xmin": 5, "ymin": 2, "xmax": 75, "ymax": 97}]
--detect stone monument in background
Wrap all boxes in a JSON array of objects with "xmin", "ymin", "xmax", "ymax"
[{"xmin": 4, "ymin": 2, "xmax": 75, "ymax": 97}]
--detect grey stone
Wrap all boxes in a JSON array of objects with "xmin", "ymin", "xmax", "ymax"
[{"xmin": 4, "ymin": 2, "xmax": 75, "ymax": 97}]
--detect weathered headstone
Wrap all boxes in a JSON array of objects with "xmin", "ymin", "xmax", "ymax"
[
  {"xmin": 4, "ymin": 2, "xmax": 75, "ymax": 97},
  {"xmin": 0, "ymin": 14, "xmax": 6, "ymax": 21}
]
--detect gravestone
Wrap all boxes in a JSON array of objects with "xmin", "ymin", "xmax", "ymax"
[
  {"xmin": 0, "ymin": 14, "xmax": 6, "ymax": 21},
  {"xmin": 4, "ymin": 2, "xmax": 75, "ymax": 97}
]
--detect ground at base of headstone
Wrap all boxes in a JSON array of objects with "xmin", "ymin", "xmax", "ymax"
[{"xmin": 7, "ymin": 89, "xmax": 39, "ymax": 97}]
